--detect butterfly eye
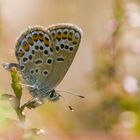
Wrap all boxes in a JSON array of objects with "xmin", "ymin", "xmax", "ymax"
[
  {"xmin": 48, "ymin": 90, "xmax": 60, "ymax": 101},
  {"xmin": 49, "ymin": 92, "xmax": 55, "ymax": 98}
]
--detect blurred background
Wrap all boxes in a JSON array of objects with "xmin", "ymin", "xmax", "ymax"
[{"xmin": 1, "ymin": 0, "xmax": 140, "ymax": 139}]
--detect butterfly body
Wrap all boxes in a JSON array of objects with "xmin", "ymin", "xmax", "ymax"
[{"xmin": 14, "ymin": 24, "xmax": 82, "ymax": 103}]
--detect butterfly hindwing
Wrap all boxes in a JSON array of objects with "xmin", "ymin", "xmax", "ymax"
[{"xmin": 15, "ymin": 27, "xmax": 54, "ymax": 87}]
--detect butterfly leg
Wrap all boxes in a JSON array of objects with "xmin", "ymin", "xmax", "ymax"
[
  {"xmin": 20, "ymin": 83, "xmax": 36, "ymax": 88},
  {"xmin": 2, "ymin": 63, "xmax": 20, "ymax": 71},
  {"xmin": 21, "ymin": 97, "xmax": 44, "ymax": 109}
]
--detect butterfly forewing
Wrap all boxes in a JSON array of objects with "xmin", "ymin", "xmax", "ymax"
[{"xmin": 45, "ymin": 24, "xmax": 82, "ymax": 90}]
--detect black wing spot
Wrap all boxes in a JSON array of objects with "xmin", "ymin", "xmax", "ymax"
[
  {"xmin": 56, "ymin": 57, "xmax": 64, "ymax": 62},
  {"xmin": 50, "ymin": 48, "xmax": 53, "ymax": 52},
  {"xmin": 69, "ymin": 47, "xmax": 73, "ymax": 51},
  {"xmin": 30, "ymin": 69, "xmax": 34, "ymax": 74},
  {"xmin": 52, "ymin": 32, "xmax": 55, "ymax": 37},
  {"xmin": 27, "ymin": 36, "xmax": 33, "ymax": 44},
  {"xmin": 58, "ymin": 31, "xmax": 61, "ymax": 35},
  {"xmin": 65, "ymin": 45, "xmax": 69, "ymax": 49},
  {"xmin": 62, "ymin": 36, "xmax": 67, "ymax": 40},
  {"xmin": 23, "ymin": 57, "xmax": 28, "ymax": 62},
  {"xmin": 56, "ymin": 46, "xmax": 59, "ymax": 51},
  {"xmin": 20, "ymin": 65, "xmax": 25, "ymax": 71},
  {"xmin": 22, "ymin": 41, "xmax": 27, "ymax": 46},
  {"xmin": 33, "ymin": 33, "xmax": 37, "ymax": 37},
  {"xmin": 43, "ymin": 70, "xmax": 48, "ymax": 76},
  {"xmin": 35, "ymin": 59, "xmax": 43, "ymax": 65},
  {"xmin": 44, "ymin": 50, "xmax": 48, "ymax": 55},
  {"xmin": 35, "ymin": 68, "xmax": 39, "ymax": 73},
  {"xmin": 60, "ymin": 44, "xmax": 64, "ymax": 49},
  {"xmin": 40, "ymin": 45, "xmax": 44, "ymax": 50},
  {"xmin": 29, "ymin": 55, "xmax": 32, "ymax": 60},
  {"xmin": 45, "ymin": 37, "xmax": 49, "ymax": 41},
  {"xmin": 64, "ymin": 30, "xmax": 68, "ymax": 35},
  {"xmin": 35, "ymin": 45, "xmax": 39, "ymax": 50},
  {"xmin": 69, "ymin": 31, "xmax": 73, "ymax": 36},
  {"xmin": 73, "ymin": 41, "xmax": 78, "ymax": 45},
  {"xmin": 39, "ymin": 33, "xmax": 43, "ymax": 37},
  {"xmin": 32, "ymin": 50, "xmax": 35, "ymax": 55},
  {"xmin": 47, "ymin": 58, "xmax": 52, "ymax": 64}
]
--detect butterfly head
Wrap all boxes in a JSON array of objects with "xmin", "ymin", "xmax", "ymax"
[
  {"xmin": 47, "ymin": 89, "xmax": 60, "ymax": 101},
  {"xmin": 28, "ymin": 84, "xmax": 60, "ymax": 102}
]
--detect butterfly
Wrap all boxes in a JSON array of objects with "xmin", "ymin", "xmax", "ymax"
[{"xmin": 4, "ymin": 23, "xmax": 83, "ymax": 110}]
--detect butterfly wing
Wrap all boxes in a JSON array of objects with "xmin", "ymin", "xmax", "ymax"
[
  {"xmin": 44, "ymin": 23, "xmax": 82, "ymax": 90},
  {"xmin": 15, "ymin": 26, "xmax": 55, "ymax": 89},
  {"xmin": 15, "ymin": 24, "xmax": 82, "ymax": 96}
]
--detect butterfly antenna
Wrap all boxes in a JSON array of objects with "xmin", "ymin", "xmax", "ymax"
[
  {"xmin": 57, "ymin": 90, "xmax": 85, "ymax": 98},
  {"xmin": 59, "ymin": 94, "xmax": 74, "ymax": 111}
]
